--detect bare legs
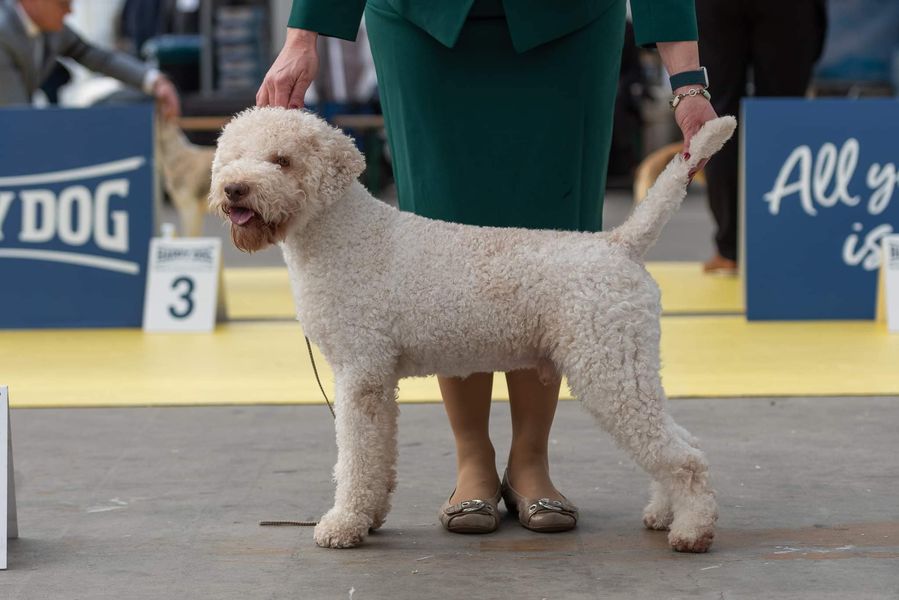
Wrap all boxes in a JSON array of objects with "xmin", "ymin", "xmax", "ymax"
[
  {"xmin": 440, "ymin": 369, "xmax": 563, "ymax": 504},
  {"xmin": 440, "ymin": 373, "xmax": 500, "ymax": 502},
  {"xmin": 505, "ymin": 369, "xmax": 563, "ymax": 499}
]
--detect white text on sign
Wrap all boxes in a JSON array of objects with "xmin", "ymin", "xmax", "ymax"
[{"xmin": 763, "ymin": 139, "xmax": 897, "ymax": 271}]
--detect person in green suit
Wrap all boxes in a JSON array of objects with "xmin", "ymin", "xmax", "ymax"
[{"xmin": 258, "ymin": 0, "xmax": 717, "ymax": 534}]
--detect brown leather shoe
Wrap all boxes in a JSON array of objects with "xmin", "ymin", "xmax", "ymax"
[
  {"xmin": 501, "ymin": 471, "xmax": 578, "ymax": 533},
  {"xmin": 703, "ymin": 254, "xmax": 738, "ymax": 276},
  {"xmin": 439, "ymin": 487, "xmax": 502, "ymax": 534}
]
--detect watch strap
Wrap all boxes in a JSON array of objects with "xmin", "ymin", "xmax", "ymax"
[{"xmin": 669, "ymin": 67, "xmax": 709, "ymax": 90}]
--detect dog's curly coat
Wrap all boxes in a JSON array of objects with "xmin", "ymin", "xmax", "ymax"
[{"xmin": 210, "ymin": 107, "xmax": 737, "ymax": 552}]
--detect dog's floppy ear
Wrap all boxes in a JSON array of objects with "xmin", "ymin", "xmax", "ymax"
[{"xmin": 318, "ymin": 126, "xmax": 366, "ymax": 202}]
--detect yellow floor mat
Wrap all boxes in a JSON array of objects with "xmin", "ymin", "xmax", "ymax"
[
  {"xmin": 2, "ymin": 318, "xmax": 895, "ymax": 408},
  {"xmin": 224, "ymin": 267, "xmax": 296, "ymax": 320},
  {"xmin": 223, "ymin": 263, "xmax": 744, "ymax": 320},
  {"xmin": 648, "ymin": 262, "xmax": 743, "ymax": 314}
]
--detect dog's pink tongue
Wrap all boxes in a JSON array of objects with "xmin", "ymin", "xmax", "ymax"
[{"xmin": 229, "ymin": 207, "xmax": 254, "ymax": 225}]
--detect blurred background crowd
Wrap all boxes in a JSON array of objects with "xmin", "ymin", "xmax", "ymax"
[
  {"xmin": 2, "ymin": 0, "xmax": 898, "ymax": 270},
  {"xmin": 4, "ymin": 0, "xmax": 897, "ymax": 175}
]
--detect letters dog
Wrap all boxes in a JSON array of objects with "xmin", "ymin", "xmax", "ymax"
[{"xmin": 210, "ymin": 107, "xmax": 736, "ymax": 552}]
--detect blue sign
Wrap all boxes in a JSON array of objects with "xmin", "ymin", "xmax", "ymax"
[
  {"xmin": 743, "ymin": 99, "xmax": 899, "ymax": 320},
  {"xmin": 0, "ymin": 105, "xmax": 155, "ymax": 328}
]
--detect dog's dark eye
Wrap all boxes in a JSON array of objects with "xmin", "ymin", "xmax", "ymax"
[{"xmin": 274, "ymin": 155, "xmax": 291, "ymax": 168}]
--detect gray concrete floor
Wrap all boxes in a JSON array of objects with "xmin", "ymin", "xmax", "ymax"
[
  {"xmin": 10, "ymin": 188, "xmax": 894, "ymax": 597},
  {"xmin": 4, "ymin": 397, "xmax": 898, "ymax": 599}
]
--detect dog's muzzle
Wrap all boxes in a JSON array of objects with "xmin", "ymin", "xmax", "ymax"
[
  {"xmin": 222, "ymin": 182, "xmax": 257, "ymax": 225},
  {"xmin": 224, "ymin": 182, "xmax": 249, "ymax": 202}
]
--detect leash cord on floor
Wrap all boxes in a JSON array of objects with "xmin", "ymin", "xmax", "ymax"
[
  {"xmin": 257, "ymin": 337, "xmax": 334, "ymax": 528},
  {"xmin": 305, "ymin": 335, "xmax": 335, "ymax": 419}
]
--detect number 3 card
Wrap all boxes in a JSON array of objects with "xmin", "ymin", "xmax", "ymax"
[{"xmin": 143, "ymin": 237, "xmax": 222, "ymax": 332}]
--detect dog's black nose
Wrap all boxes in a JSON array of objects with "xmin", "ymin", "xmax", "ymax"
[{"xmin": 225, "ymin": 182, "xmax": 249, "ymax": 201}]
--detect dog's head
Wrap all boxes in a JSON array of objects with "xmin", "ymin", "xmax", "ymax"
[{"xmin": 210, "ymin": 107, "xmax": 366, "ymax": 252}]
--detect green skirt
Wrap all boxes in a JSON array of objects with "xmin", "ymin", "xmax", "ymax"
[{"xmin": 365, "ymin": 0, "xmax": 625, "ymax": 232}]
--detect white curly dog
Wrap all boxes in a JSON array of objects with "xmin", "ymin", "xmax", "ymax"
[{"xmin": 210, "ymin": 107, "xmax": 736, "ymax": 553}]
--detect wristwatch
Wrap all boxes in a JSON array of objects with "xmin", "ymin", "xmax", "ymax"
[{"xmin": 669, "ymin": 67, "xmax": 709, "ymax": 91}]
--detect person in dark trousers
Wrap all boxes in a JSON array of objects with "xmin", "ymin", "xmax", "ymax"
[{"xmin": 696, "ymin": 0, "xmax": 827, "ymax": 274}]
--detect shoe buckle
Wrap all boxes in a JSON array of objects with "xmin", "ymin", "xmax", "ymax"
[
  {"xmin": 460, "ymin": 499, "xmax": 487, "ymax": 513},
  {"xmin": 536, "ymin": 498, "xmax": 564, "ymax": 512}
]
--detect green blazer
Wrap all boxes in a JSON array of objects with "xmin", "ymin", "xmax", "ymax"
[{"xmin": 288, "ymin": 0, "xmax": 697, "ymax": 52}]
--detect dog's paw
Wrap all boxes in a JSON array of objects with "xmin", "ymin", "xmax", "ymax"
[
  {"xmin": 642, "ymin": 507, "xmax": 673, "ymax": 531},
  {"xmin": 313, "ymin": 509, "xmax": 372, "ymax": 549},
  {"xmin": 642, "ymin": 484, "xmax": 673, "ymax": 531},
  {"xmin": 667, "ymin": 513, "xmax": 716, "ymax": 553},
  {"xmin": 369, "ymin": 514, "xmax": 386, "ymax": 531},
  {"xmin": 369, "ymin": 504, "xmax": 391, "ymax": 531},
  {"xmin": 666, "ymin": 491, "xmax": 718, "ymax": 552},
  {"xmin": 369, "ymin": 489, "xmax": 394, "ymax": 531},
  {"xmin": 668, "ymin": 525, "xmax": 715, "ymax": 553}
]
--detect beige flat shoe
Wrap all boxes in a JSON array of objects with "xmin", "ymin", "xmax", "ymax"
[
  {"xmin": 501, "ymin": 471, "xmax": 578, "ymax": 533},
  {"xmin": 439, "ymin": 487, "xmax": 502, "ymax": 534}
]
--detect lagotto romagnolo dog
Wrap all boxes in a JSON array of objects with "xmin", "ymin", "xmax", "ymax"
[{"xmin": 210, "ymin": 107, "xmax": 736, "ymax": 552}]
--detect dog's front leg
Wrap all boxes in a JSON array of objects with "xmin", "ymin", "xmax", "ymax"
[{"xmin": 314, "ymin": 372, "xmax": 399, "ymax": 549}]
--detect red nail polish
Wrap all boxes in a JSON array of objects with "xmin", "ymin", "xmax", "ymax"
[{"xmin": 683, "ymin": 152, "xmax": 691, "ymax": 160}]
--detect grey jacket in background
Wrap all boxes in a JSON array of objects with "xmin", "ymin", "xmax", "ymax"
[{"xmin": 0, "ymin": 0, "xmax": 152, "ymax": 106}]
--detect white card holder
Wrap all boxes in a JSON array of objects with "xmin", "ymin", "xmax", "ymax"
[
  {"xmin": 883, "ymin": 235, "xmax": 899, "ymax": 332},
  {"xmin": 143, "ymin": 237, "xmax": 222, "ymax": 333},
  {"xmin": 1, "ymin": 386, "xmax": 18, "ymax": 570}
]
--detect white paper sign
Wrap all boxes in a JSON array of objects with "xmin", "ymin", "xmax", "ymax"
[
  {"xmin": 143, "ymin": 238, "xmax": 222, "ymax": 332},
  {"xmin": 1, "ymin": 385, "xmax": 18, "ymax": 570},
  {"xmin": 885, "ymin": 235, "xmax": 899, "ymax": 333}
]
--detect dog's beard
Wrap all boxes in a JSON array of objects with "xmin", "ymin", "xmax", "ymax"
[
  {"xmin": 230, "ymin": 217, "xmax": 291, "ymax": 252},
  {"xmin": 212, "ymin": 175, "xmax": 303, "ymax": 252}
]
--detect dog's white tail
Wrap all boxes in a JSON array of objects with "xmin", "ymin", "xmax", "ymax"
[{"xmin": 609, "ymin": 116, "xmax": 737, "ymax": 258}]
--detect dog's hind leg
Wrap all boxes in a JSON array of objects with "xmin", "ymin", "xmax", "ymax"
[
  {"xmin": 313, "ymin": 371, "xmax": 399, "ymax": 548},
  {"xmin": 641, "ymin": 414, "xmax": 703, "ymax": 531},
  {"xmin": 642, "ymin": 480, "xmax": 674, "ymax": 531},
  {"xmin": 563, "ymin": 321, "xmax": 718, "ymax": 553}
]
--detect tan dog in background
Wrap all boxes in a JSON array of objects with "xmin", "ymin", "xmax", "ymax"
[{"xmin": 157, "ymin": 118, "xmax": 216, "ymax": 237}]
